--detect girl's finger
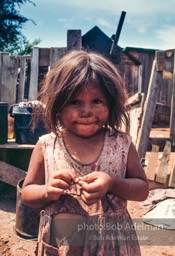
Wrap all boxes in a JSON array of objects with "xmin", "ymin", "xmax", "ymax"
[
  {"xmin": 79, "ymin": 173, "xmax": 96, "ymax": 183},
  {"xmin": 81, "ymin": 190, "xmax": 100, "ymax": 201},
  {"xmin": 50, "ymin": 179, "xmax": 71, "ymax": 189},
  {"xmin": 53, "ymin": 170, "xmax": 76, "ymax": 184},
  {"xmin": 80, "ymin": 193, "xmax": 100, "ymax": 206},
  {"xmin": 46, "ymin": 187, "xmax": 65, "ymax": 201},
  {"xmin": 78, "ymin": 180, "xmax": 98, "ymax": 192}
]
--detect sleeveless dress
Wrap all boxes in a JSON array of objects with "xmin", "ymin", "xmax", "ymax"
[{"xmin": 35, "ymin": 131, "xmax": 141, "ymax": 256}]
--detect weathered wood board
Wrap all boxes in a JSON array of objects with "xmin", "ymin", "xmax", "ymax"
[
  {"xmin": 50, "ymin": 47, "xmax": 67, "ymax": 69},
  {"xmin": 0, "ymin": 53, "xmax": 19, "ymax": 105},
  {"xmin": 29, "ymin": 47, "xmax": 39, "ymax": 101},
  {"xmin": 129, "ymin": 106, "xmax": 143, "ymax": 145},
  {"xmin": 0, "ymin": 161, "xmax": 26, "ymax": 187},
  {"xmin": 146, "ymin": 145, "xmax": 159, "ymax": 181},
  {"xmin": 155, "ymin": 140, "xmax": 171, "ymax": 184},
  {"xmin": 136, "ymin": 59, "xmax": 163, "ymax": 159},
  {"xmin": 18, "ymin": 56, "xmax": 27, "ymax": 102},
  {"xmin": 168, "ymin": 158, "xmax": 175, "ymax": 187},
  {"xmin": 67, "ymin": 30, "xmax": 82, "ymax": 50},
  {"xmin": 127, "ymin": 92, "xmax": 142, "ymax": 106}
]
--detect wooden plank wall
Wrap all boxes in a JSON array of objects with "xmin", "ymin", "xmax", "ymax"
[
  {"xmin": 28, "ymin": 29, "xmax": 82, "ymax": 100},
  {"xmin": 128, "ymin": 49, "xmax": 175, "ymax": 189},
  {"xmin": 145, "ymin": 142, "xmax": 175, "ymax": 189},
  {"xmin": 0, "ymin": 30, "xmax": 82, "ymax": 105},
  {"xmin": 141, "ymin": 49, "xmax": 173, "ymax": 106},
  {"xmin": 0, "ymin": 31, "xmax": 174, "ymax": 116},
  {"xmin": 0, "ymin": 53, "xmax": 31, "ymax": 106},
  {"xmin": 124, "ymin": 48, "xmax": 173, "ymax": 106},
  {"xmin": 135, "ymin": 49, "xmax": 175, "ymax": 159},
  {"xmin": 136, "ymin": 59, "xmax": 162, "ymax": 159},
  {"xmin": 117, "ymin": 61, "xmax": 139, "ymax": 97},
  {"xmin": 28, "ymin": 47, "xmax": 67, "ymax": 100},
  {"xmin": 0, "ymin": 53, "xmax": 19, "ymax": 106},
  {"xmin": 128, "ymin": 49, "xmax": 155, "ymax": 96}
]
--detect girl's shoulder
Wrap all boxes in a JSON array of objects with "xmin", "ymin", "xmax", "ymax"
[
  {"xmin": 38, "ymin": 132, "xmax": 58, "ymax": 148},
  {"xmin": 107, "ymin": 130, "xmax": 132, "ymax": 145},
  {"xmin": 39, "ymin": 132, "xmax": 56, "ymax": 142}
]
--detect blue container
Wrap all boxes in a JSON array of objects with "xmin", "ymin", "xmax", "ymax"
[{"xmin": 11, "ymin": 105, "xmax": 47, "ymax": 144}]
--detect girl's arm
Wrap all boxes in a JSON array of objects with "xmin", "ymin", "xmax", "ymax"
[
  {"xmin": 77, "ymin": 142, "xmax": 149, "ymax": 205},
  {"xmin": 22, "ymin": 141, "xmax": 49, "ymax": 208},
  {"xmin": 22, "ymin": 141, "xmax": 75, "ymax": 208},
  {"xmin": 108, "ymin": 142, "xmax": 149, "ymax": 201}
]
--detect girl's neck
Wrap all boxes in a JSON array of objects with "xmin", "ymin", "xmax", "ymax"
[
  {"xmin": 61, "ymin": 128, "xmax": 105, "ymax": 165},
  {"xmin": 62, "ymin": 128, "xmax": 105, "ymax": 144}
]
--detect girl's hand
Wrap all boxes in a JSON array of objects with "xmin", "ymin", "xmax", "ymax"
[
  {"xmin": 46, "ymin": 170, "xmax": 76, "ymax": 201},
  {"xmin": 76, "ymin": 172, "xmax": 112, "ymax": 206}
]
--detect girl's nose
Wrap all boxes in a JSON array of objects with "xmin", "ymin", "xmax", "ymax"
[{"xmin": 79, "ymin": 105, "xmax": 93, "ymax": 118}]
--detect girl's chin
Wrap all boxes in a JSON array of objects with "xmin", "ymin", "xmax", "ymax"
[{"xmin": 74, "ymin": 128, "xmax": 101, "ymax": 137}]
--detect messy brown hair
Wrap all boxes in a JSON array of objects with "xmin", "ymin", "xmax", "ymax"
[{"xmin": 37, "ymin": 50, "xmax": 130, "ymax": 135}]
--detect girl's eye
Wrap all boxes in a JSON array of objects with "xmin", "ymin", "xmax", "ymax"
[
  {"xmin": 93, "ymin": 99, "xmax": 102, "ymax": 104},
  {"xmin": 70, "ymin": 100, "xmax": 80, "ymax": 106}
]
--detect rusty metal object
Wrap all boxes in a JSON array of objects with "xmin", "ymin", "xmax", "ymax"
[{"xmin": 15, "ymin": 179, "xmax": 41, "ymax": 240}]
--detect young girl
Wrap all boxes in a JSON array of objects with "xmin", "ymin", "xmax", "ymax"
[{"xmin": 22, "ymin": 50, "xmax": 149, "ymax": 256}]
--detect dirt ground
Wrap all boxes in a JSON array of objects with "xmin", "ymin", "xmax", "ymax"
[{"xmin": 0, "ymin": 185, "xmax": 175, "ymax": 256}]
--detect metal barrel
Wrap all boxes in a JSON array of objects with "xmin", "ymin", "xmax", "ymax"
[{"xmin": 15, "ymin": 178, "xmax": 41, "ymax": 240}]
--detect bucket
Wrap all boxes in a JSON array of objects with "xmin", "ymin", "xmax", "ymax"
[
  {"xmin": 15, "ymin": 179, "xmax": 41, "ymax": 240},
  {"xmin": 10, "ymin": 105, "xmax": 47, "ymax": 144}
]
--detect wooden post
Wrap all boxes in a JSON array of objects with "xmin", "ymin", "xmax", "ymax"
[
  {"xmin": 146, "ymin": 144, "xmax": 159, "ymax": 181},
  {"xmin": 136, "ymin": 59, "xmax": 162, "ymax": 159},
  {"xmin": 50, "ymin": 47, "xmax": 67, "ymax": 69},
  {"xmin": 67, "ymin": 30, "xmax": 82, "ymax": 51},
  {"xmin": 169, "ymin": 157, "xmax": 175, "ymax": 187},
  {"xmin": 18, "ymin": 56, "xmax": 27, "ymax": 102},
  {"xmin": 138, "ymin": 64, "xmax": 143, "ymax": 93},
  {"xmin": 128, "ymin": 93, "xmax": 144, "ymax": 146},
  {"xmin": 170, "ymin": 50, "xmax": 175, "ymax": 144},
  {"xmin": 29, "ymin": 47, "xmax": 39, "ymax": 101},
  {"xmin": 39, "ymin": 48, "xmax": 50, "ymax": 67},
  {"xmin": 0, "ymin": 53, "xmax": 18, "ymax": 106},
  {"xmin": 156, "ymin": 140, "xmax": 171, "ymax": 184},
  {"xmin": 110, "ymin": 11, "xmax": 126, "ymax": 56}
]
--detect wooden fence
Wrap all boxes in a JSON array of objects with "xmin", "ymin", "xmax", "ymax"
[
  {"xmin": 0, "ymin": 29, "xmax": 173, "ymax": 109},
  {"xmin": 0, "ymin": 30, "xmax": 173, "ymax": 110},
  {"xmin": 128, "ymin": 49, "xmax": 175, "ymax": 188},
  {"xmin": 1, "ymin": 31, "xmax": 175, "ymax": 142},
  {"xmin": 0, "ymin": 30, "xmax": 82, "ymax": 106}
]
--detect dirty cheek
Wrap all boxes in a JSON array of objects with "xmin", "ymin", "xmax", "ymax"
[{"xmin": 97, "ymin": 107, "xmax": 109, "ymax": 122}]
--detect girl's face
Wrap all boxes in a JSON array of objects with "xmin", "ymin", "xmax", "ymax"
[{"xmin": 60, "ymin": 84, "xmax": 109, "ymax": 137}]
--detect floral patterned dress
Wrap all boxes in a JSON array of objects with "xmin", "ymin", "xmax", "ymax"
[{"xmin": 35, "ymin": 131, "xmax": 141, "ymax": 256}]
